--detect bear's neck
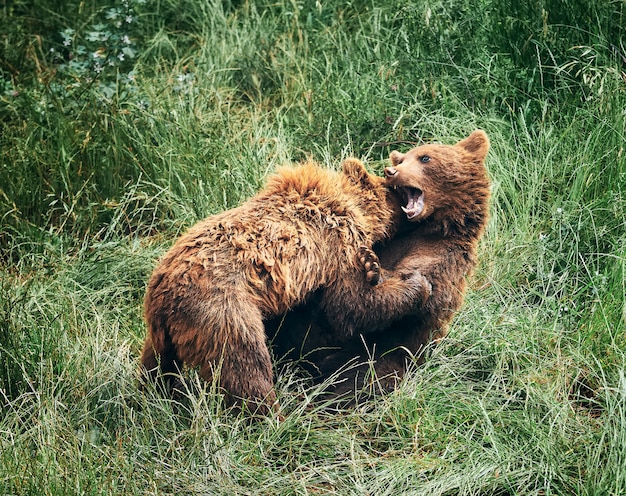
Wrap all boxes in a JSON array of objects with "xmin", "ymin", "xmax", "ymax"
[{"xmin": 414, "ymin": 200, "xmax": 489, "ymax": 243}]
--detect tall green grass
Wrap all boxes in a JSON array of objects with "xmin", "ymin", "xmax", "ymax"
[{"xmin": 1, "ymin": 0, "xmax": 625, "ymax": 493}]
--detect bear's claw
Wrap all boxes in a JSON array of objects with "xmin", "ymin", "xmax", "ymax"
[{"xmin": 357, "ymin": 245, "xmax": 382, "ymax": 285}]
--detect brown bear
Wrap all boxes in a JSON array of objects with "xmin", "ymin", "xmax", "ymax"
[
  {"xmin": 140, "ymin": 158, "xmax": 427, "ymax": 413},
  {"xmin": 267, "ymin": 130, "xmax": 491, "ymax": 399}
]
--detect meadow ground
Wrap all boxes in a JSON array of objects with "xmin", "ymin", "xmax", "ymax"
[{"xmin": 1, "ymin": 0, "xmax": 625, "ymax": 494}]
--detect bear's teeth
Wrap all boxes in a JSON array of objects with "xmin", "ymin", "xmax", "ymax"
[
  {"xmin": 401, "ymin": 190, "xmax": 424, "ymax": 220},
  {"xmin": 401, "ymin": 205, "xmax": 418, "ymax": 216}
]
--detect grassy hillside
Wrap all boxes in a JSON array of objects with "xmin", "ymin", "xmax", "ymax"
[{"xmin": 1, "ymin": 0, "xmax": 625, "ymax": 494}]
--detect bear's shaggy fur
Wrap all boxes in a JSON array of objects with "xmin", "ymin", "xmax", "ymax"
[
  {"xmin": 140, "ymin": 158, "xmax": 425, "ymax": 412},
  {"xmin": 267, "ymin": 130, "xmax": 491, "ymax": 398}
]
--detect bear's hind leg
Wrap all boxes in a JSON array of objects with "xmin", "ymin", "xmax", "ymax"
[
  {"xmin": 198, "ymin": 322, "xmax": 276, "ymax": 415},
  {"xmin": 140, "ymin": 336, "xmax": 184, "ymax": 395}
]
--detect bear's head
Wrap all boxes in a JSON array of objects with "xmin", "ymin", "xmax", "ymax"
[{"xmin": 385, "ymin": 130, "xmax": 490, "ymax": 232}]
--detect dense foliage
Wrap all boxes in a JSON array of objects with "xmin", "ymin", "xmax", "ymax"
[{"xmin": 1, "ymin": 0, "xmax": 625, "ymax": 494}]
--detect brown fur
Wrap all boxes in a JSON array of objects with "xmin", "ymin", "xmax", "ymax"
[
  {"xmin": 267, "ymin": 130, "xmax": 491, "ymax": 398},
  {"xmin": 140, "ymin": 158, "xmax": 422, "ymax": 412}
]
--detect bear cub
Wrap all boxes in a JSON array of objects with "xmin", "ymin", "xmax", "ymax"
[
  {"xmin": 268, "ymin": 130, "xmax": 491, "ymax": 398},
  {"xmin": 140, "ymin": 158, "xmax": 425, "ymax": 413}
]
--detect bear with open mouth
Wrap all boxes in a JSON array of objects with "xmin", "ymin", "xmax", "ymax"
[
  {"xmin": 141, "ymin": 157, "xmax": 430, "ymax": 414},
  {"xmin": 267, "ymin": 130, "xmax": 491, "ymax": 399}
]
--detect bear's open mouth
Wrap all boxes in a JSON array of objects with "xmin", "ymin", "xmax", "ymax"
[{"xmin": 396, "ymin": 187, "xmax": 424, "ymax": 220}]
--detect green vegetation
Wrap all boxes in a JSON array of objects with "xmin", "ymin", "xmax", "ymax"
[{"xmin": 1, "ymin": 0, "xmax": 625, "ymax": 493}]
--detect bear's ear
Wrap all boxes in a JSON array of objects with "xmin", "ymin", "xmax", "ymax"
[
  {"xmin": 342, "ymin": 158, "xmax": 382, "ymax": 188},
  {"xmin": 342, "ymin": 158, "xmax": 372, "ymax": 184},
  {"xmin": 457, "ymin": 130, "xmax": 490, "ymax": 161},
  {"xmin": 390, "ymin": 150, "xmax": 405, "ymax": 166}
]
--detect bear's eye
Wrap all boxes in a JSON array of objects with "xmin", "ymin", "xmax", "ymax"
[{"xmin": 419, "ymin": 155, "xmax": 431, "ymax": 163}]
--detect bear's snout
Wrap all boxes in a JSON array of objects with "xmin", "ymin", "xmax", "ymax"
[{"xmin": 384, "ymin": 167, "xmax": 398, "ymax": 178}]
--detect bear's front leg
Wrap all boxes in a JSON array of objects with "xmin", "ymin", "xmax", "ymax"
[
  {"xmin": 399, "ymin": 270, "xmax": 432, "ymax": 304},
  {"xmin": 322, "ymin": 265, "xmax": 433, "ymax": 340}
]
